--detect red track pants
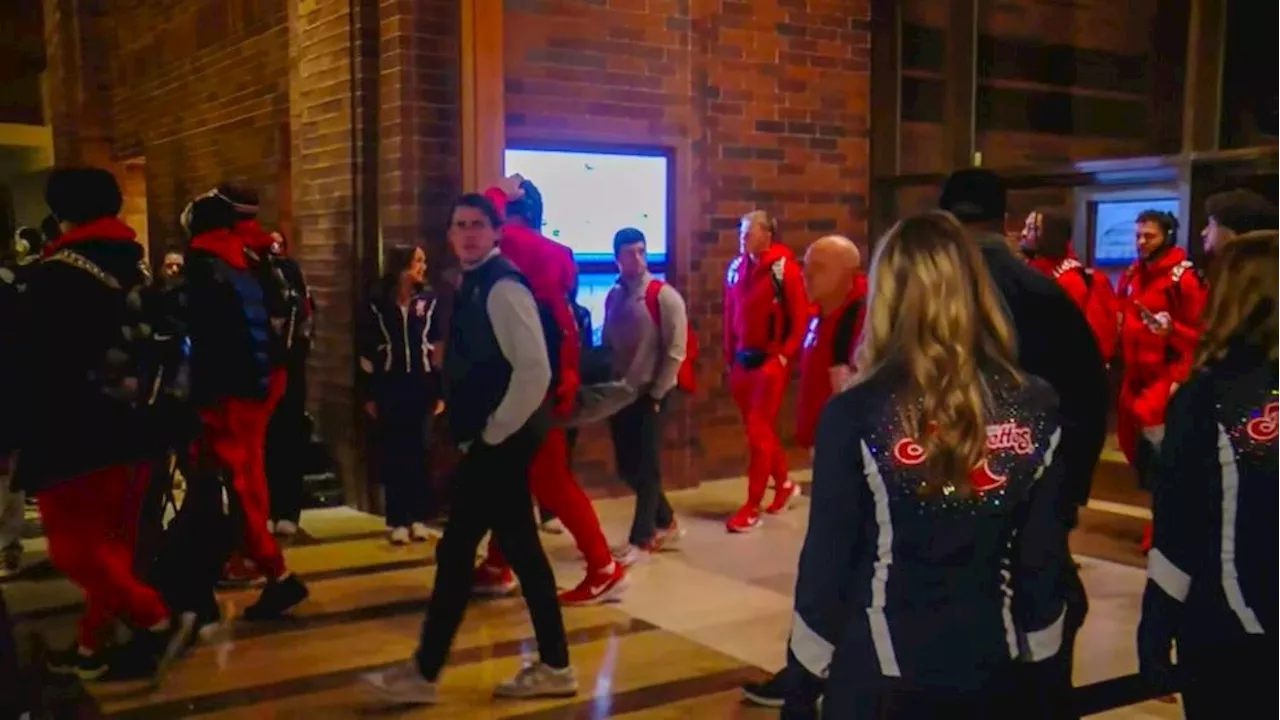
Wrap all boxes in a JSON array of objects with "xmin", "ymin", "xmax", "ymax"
[
  {"xmin": 37, "ymin": 464, "xmax": 168, "ymax": 650},
  {"xmin": 729, "ymin": 362, "xmax": 789, "ymax": 508},
  {"xmin": 201, "ymin": 370, "xmax": 288, "ymax": 579},
  {"xmin": 482, "ymin": 427, "xmax": 613, "ymax": 572}
]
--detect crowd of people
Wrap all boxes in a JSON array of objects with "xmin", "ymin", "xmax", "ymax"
[{"xmin": 0, "ymin": 163, "xmax": 1275, "ymax": 719}]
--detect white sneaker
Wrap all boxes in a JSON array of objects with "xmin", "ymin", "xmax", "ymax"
[
  {"xmin": 540, "ymin": 517, "xmax": 566, "ymax": 535},
  {"xmin": 274, "ymin": 520, "xmax": 298, "ymax": 537},
  {"xmin": 410, "ymin": 522, "xmax": 431, "ymax": 541},
  {"xmin": 612, "ymin": 544, "xmax": 649, "ymax": 568},
  {"xmin": 493, "ymin": 662, "xmax": 578, "ymax": 699},
  {"xmin": 389, "ymin": 527, "xmax": 410, "ymax": 545},
  {"xmin": 361, "ymin": 661, "xmax": 438, "ymax": 704}
]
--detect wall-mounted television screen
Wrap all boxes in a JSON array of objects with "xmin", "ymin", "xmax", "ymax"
[
  {"xmin": 1091, "ymin": 197, "xmax": 1180, "ymax": 267},
  {"xmin": 503, "ymin": 148, "xmax": 669, "ymax": 264}
]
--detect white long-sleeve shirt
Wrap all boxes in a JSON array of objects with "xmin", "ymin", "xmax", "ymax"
[{"xmin": 481, "ymin": 277, "xmax": 551, "ymax": 446}]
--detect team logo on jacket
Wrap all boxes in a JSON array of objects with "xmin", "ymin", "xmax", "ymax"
[
  {"xmin": 415, "ymin": 299, "xmax": 427, "ymax": 317},
  {"xmin": 1245, "ymin": 402, "xmax": 1278, "ymax": 443},
  {"xmin": 803, "ymin": 317, "xmax": 819, "ymax": 349},
  {"xmin": 891, "ymin": 421, "xmax": 1035, "ymax": 493}
]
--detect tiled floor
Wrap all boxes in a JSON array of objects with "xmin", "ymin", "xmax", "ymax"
[{"xmin": 4, "ymin": 476, "xmax": 1181, "ymax": 718}]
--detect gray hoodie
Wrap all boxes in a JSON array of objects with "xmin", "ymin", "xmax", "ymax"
[{"xmin": 602, "ymin": 271, "xmax": 689, "ymax": 399}]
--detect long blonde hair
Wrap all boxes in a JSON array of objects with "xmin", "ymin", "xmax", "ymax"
[
  {"xmin": 1193, "ymin": 231, "xmax": 1278, "ymax": 370},
  {"xmin": 854, "ymin": 211, "xmax": 1021, "ymax": 497}
]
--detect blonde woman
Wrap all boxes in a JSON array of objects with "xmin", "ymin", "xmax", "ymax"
[
  {"xmin": 783, "ymin": 211, "xmax": 1068, "ymax": 719},
  {"xmin": 1137, "ymin": 232, "xmax": 1277, "ymax": 719}
]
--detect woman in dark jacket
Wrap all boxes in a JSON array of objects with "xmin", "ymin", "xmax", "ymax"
[
  {"xmin": 1137, "ymin": 232, "xmax": 1277, "ymax": 719},
  {"xmin": 358, "ymin": 245, "xmax": 441, "ymax": 544},
  {"xmin": 783, "ymin": 212, "xmax": 1068, "ymax": 720}
]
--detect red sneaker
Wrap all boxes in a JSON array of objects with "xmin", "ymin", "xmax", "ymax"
[
  {"xmin": 765, "ymin": 481, "xmax": 799, "ymax": 514},
  {"xmin": 726, "ymin": 505, "xmax": 762, "ymax": 533},
  {"xmin": 559, "ymin": 562, "xmax": 628, "ymax": 606},
  {"xmin": 472, "ymin": 563, "xmax": 518, "ymax": 597}
]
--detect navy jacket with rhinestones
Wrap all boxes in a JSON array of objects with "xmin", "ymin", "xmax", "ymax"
[
  {"xmin": 1140, "ymin": 347, "xmax": 1277, "ymax": 650},
  {"xmin": 788, "ymin": 366, "xmax": 1069, "ymax": 693}
]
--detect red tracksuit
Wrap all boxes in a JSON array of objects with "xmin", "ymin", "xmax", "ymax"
[
  {"xmin": 476, "ymin": 189, "xmax": 616, "ymax": 586},
  {"xmin": 1115, "ymin": 246, "xmax": 1206, "ymax": 465},
  {"xmin": 190, "ymin": 228, "xmax": 286, "ymax": 581},
  {"xmin": 723, "ymin": 243, "xmax": 809, "ymax": 526},
  {"xmin": 1027, "ymin": 249, "xmax": 1118, "ymax": 361},
  {"xmin": 794, "ymin": 278, "xmax": 867, "ymax": 450}
]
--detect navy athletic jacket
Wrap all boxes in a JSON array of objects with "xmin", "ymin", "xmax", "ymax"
[
  {"xmin": 1139, "ymin": 347, "xmax": 1276, "ymax": 660},
  {"xmin": 788, "ymin": 365, "xmax": 1069, "ymax": 696}
]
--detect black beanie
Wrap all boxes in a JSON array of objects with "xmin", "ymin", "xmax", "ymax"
[{"xmin": 46, "ymin": 167, "xmax": 123, "ymax": 225}]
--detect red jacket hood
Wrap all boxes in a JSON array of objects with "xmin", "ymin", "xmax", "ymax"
[
  {"xmin": 1134, "ymin": 245, "xmax": 1189, "ymax": 280},
  {"xmin": 190, "ymin": 228, "xmax": 248, "ymax": 269},
  {"xmin": 42, "ymin": 217, "xmax": 137, "ymax": 257},
  {"xmin": 234, "ymin": 218, "xmax": 274, "ymax": 253}
]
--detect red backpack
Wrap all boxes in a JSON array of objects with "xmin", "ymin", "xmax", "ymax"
[
  {"xmin": 1058, "ymin": 260, "xmax": 1119, "ymax": 361},
  {"xmin": 643, "ymin": 279, "xmax": 698, "ymax": 393}
]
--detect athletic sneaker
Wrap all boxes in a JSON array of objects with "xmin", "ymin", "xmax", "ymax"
[
  {"xmin": 741, "ymin": 668, "xmax": 791, "ymax": 708},
  {"xmin": 651, "ymin": 520, "xmax": 686, "ymax": 551},
  {"xmin": 46, "ymin": 646, "xmax": 110, "ymax": 681},
  {"xmin": 765, "ymin": 480, "xmax": 799, "ymax": 514},
  {"xmin": 472, "ymin": 563, "xmax": 519, "ymax": 597},
  {"xmin": 612, "ymin": 544, "xmax": 649, "ymax": 568},
  {"xmin": 409, "ymin": 522, "xmax": 431, "ymax": 542},
  {"xmin": 539, "ymin": 517, "xmax": 566, "ymax": 535},
  {"xmin": 726, "ymin": 505, "xmax": 762, "ymax": 533},
  {"xmin": 137, "ymin": 613, "xmax": 198, "ymax": 687},
  {"xmin": 493, "ymin": 662, "xmax": 578, "ymax": 699},
  {"xmin": 558, "ymin": 561, "xmax": 627, "ymax": 605},
  {"xmin": 243, "ymin": 574, "xmax": 309, "ymax": 620},
  {"xmin": 273, "ymin": 519, "xmax": 299, "ymax": 538},
  {"xmin": 388, "ymin": 527, "xmax": 410, "ymax": 545},
  {"xmin": 362, "ymin": 661, "xmax": 438, "ymax": 704}
]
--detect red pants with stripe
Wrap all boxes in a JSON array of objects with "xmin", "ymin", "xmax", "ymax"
[
  {"xmin": 730, "ymin": 362, "xmax": 789, "ymax": 507},
  {"xmin": 483, "ymin": 427, "xmax": 613, "ymax": 572},
  {"xmin": 37, "ymin": 464, "xmax": 168, "ymax": 650},
  {"xmin": 201, "ymin": 370, "xmax": 288, "ymax": 579}
]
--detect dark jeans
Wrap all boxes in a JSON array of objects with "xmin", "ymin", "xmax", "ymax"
[
  {"xmin": 266, "ymin": 374, "xmax": 308, "ymax": 523},
  {"xmin": 608, "ymin": 396, "xmax": 674, "ymax": 546},
  {"xmin": 375, "ymin": 377, "xmax": 435, "ymax": 528},
  {"xmin": 415, "ymin": 421, "xmax": 568, "ymax": 679}
]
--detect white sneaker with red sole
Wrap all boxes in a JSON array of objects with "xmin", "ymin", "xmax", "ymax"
[
  {"xmin": 765, "ymin": 481, "xmax": 799, "ymax": 514},
  {"xmin": 558, "ymin": 562, "xmax": 628, "ymax": 605}
]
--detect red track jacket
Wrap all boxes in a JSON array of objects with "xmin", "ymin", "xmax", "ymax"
[
  {"xmin": 722, "ymin": 242, "xmax": 809, "ymax": 367},
  {"xmin": 482, "ymin": 187, "xmax": 581, "ymax": 413},
  {"xmin": 1117, "ymin": 246, "xmax": 1207, "ymax": 426}
]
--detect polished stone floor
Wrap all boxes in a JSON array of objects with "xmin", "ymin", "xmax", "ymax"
[{"xmin": 3, "ymin": 469, "xmax": 1180, "ymax": 718}]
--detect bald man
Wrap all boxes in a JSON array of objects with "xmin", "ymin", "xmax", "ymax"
[
  {"xmin": 793, "ymin": 236, "xmax": 867, "ymax": 450},
  {"xmin": 741, "ymin": 234, "xmax": 867, "ymax": 710}
]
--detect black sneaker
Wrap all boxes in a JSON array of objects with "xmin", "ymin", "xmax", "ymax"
[
  {"xmin": 243, "ymin": 574, "xmax": 309, "ymax": 621},
  {"xmin": 742, "ymin": 668, "xmax": 791, "ymax": 708},
  {"xmin": 46, "ymin": 646, "xmax": 110, "ymax": 681}
]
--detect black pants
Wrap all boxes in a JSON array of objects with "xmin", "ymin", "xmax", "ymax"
[
  {"xmin": 1180, "ymin": 636, "xmax": 1271, "ymax": 719},
  {"xmin": 414, "ymin": 421, "xmax": 568, "ymax": 679},
  {"xmin": 826, "ymin": 676, "xmax": 1021, "ymax": 720},
  {"xmin": 608, "ymin": 396, "xmax": 674, "ymax": 546},
  {"xmin": 266, "ymin": 373, "xmax": 308, "ymax": 524},
  {"xmin": 1010, "ymin": 557, "xmax": 1088, "ymax": 719},
  {"xmin": 375, "ymin": 377, "xmax": 434, "ymax": 528}
]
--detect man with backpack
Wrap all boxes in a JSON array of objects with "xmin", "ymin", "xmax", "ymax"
[
  {"xmin": 12, "ymin": 167, "xmax": 194, "ymax": 682},
  {"xmin": 1020, "ymin": 208, "xmax": 1119, "ymax": 363},
  {"xmin": 181, "ymin": 192, "xmax": 309, "ymax": 620},
  {"xmin": 723, "ymin": 210, "xmax": 810, "ymax": 533},
  {"xmin": 600, "ymin": 228, "xmax": 691, "ymax": 566}
]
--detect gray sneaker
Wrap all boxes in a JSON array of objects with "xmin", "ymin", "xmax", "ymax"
[
  {"xmin": 493, "ymin": 662, "xmax": 578, "ymax": 699},
  {"xmin": 361, "ymin": 662, "xmax": 438, "ymax": 705}
]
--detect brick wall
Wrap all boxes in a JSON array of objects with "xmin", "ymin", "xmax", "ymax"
[
  {"xmin": 900, "ymin": 0, "xmax": 1159, "ymax": 174},
  {"xmin": 504, "ymin": 0, "xmax": 871, "ymax": 489},
  {"xmin": 103, "ymin": 0, "xmax": 290, "ymax": 248}
]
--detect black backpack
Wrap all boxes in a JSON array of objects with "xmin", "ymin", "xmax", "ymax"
[
  {"xmin": 246, "ymin": 248, "xmax": 305, "ymax": 361},
  {"xmin": 45, "ymin": 250, "xmax": 192, "ymax": 431}
]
